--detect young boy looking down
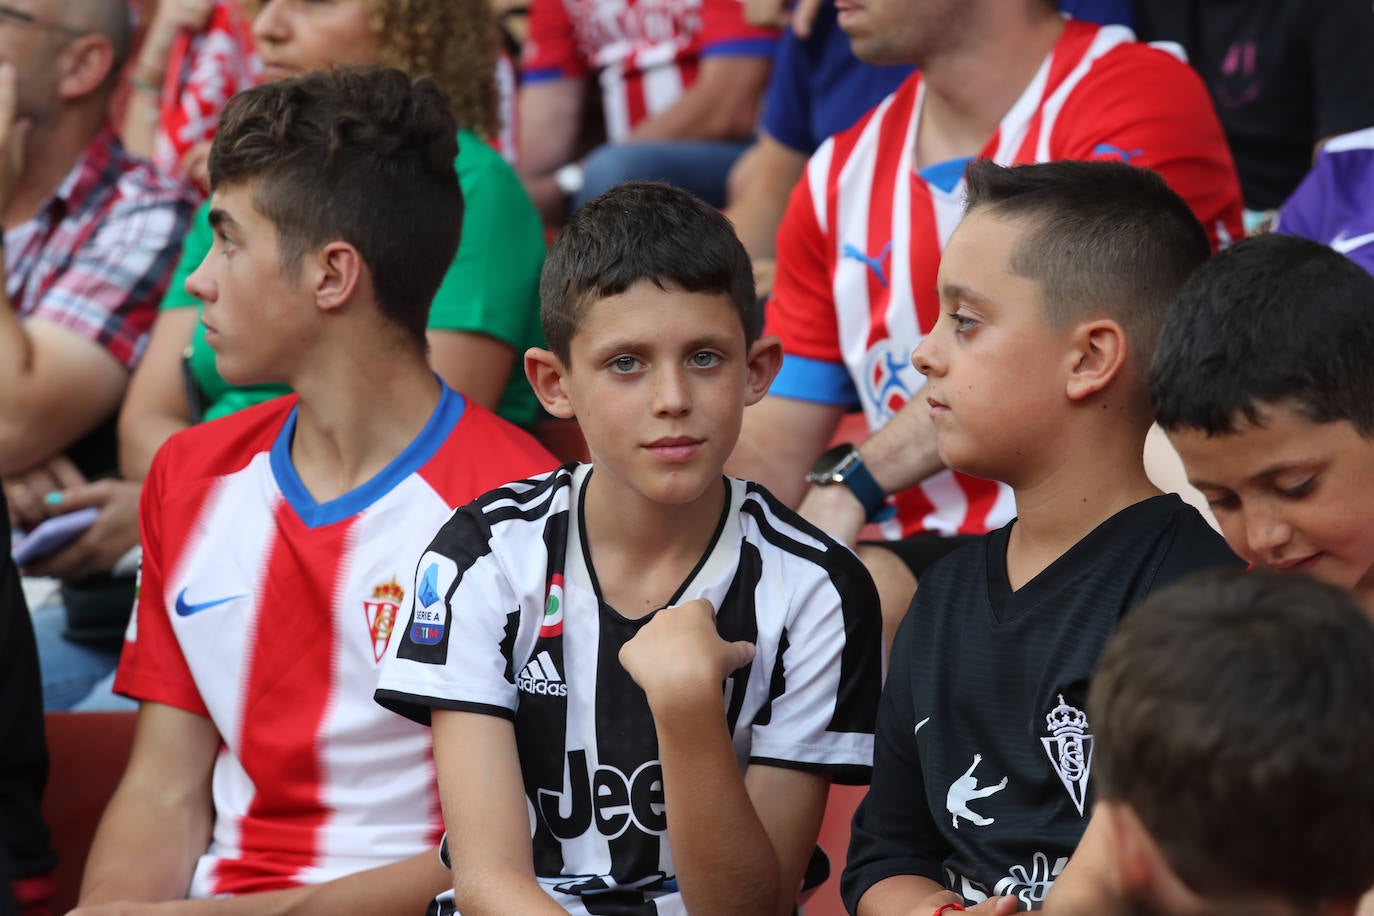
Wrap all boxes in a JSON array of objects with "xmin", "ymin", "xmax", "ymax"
[
  {"xmin": 375, "ymin": 181, "xmax": 883, "ymax": 915},
  {"xmin": 1150, "ymin": 233, "xmax": 1374, "ymax": 614},
  {"xmin": 78, "ymin": 68, "xmax": 555, "ymax": 912},
  {"xmin": 841, "ymin": 160, "xmax": 1242, "ymax": 914},
  {"xmin": 1048, "ymin": 569, "xmax": 1374, "ymax": 916}
]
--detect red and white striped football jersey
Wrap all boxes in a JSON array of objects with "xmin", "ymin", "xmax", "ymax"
[
  {"xmin": 114, "ymin": 387, "xmax": 556, "ymax": 898},
  {"xmin": 522, "ymin": 0, "xmax": 776, "ymax": 142},
  {"xmin": 766, "ymin": 20, "xmax": 1244, "ymax": 539}
]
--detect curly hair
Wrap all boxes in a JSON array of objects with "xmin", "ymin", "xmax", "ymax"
[{"xmin": 243, "ymin": 0, "xmax": 501, "ymax": 137}]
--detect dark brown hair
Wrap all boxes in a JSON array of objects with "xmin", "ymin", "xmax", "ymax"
[
  {"xmin": 209, "ymin": 66, "xmax": 462, "ymax": 346},
  {"xmin": 1091, "ymin": 569, "xmax": 1374, "ymax": 906}
]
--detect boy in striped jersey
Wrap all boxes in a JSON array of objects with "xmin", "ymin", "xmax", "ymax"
[
  {"xmin": 75, "ymin": 68, "xmax": 556, "ymax": 913},
  {"xmin": 376, "ymin": 181, "xmax": 883, "ymax": 915}
]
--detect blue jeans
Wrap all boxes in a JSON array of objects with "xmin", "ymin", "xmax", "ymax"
[
  {"xmin": 574, "ymin": 139, "xmax": 752, "ymax": 211},
  {"xmin": 31, "ymin": 602, "xmax": 134, "ymax": 712}
]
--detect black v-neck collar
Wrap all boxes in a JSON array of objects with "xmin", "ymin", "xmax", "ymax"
[{"xmin": 575, "ymin": 468, "xmax": 732, "ymax": 623}]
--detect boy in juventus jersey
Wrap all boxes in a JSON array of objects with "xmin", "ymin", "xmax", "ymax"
[
  {"xmin": 76, "ymin": 69, "xmax": 556, "ymax": 913},
  {"xmin": 840, "ymin": 161, "xmax": 1241, "ymax": 914},
  {"xmin": 376, "ymin": 181, "xmax": 883, "ymax": 915}
]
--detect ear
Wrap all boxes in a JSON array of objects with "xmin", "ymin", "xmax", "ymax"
[
  {"xmin": 525, "ymin": 347, "xmax": 576, "ymax": 419},
  {"xmin": 56, "ymin": 35, "xmax": 115, "ymax": 100},
  {"xmin": 743, "ymin": 335, "xmax": 783, "ymax": 407},
  {"xmin": 1102, "ymin": 802, "xmax": 1154, "ymax": 897},
  {"xmin": 1065, "ymin": 319, "xmax": 1128, "ymax": 402},
  {"xmin": 313, "ymin": 241, "xmax": 363, "ymax": 314}
]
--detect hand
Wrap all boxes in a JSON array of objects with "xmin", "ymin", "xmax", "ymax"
[
  {"xmin": 66, "ymin": 902, "xmax": 167, "ymax": 916},
  {"xmin": 0, "ymin": 63, "xmax": 33, "ymax": 212},
  {"xmin": 6, "ymin": 455, "xmax": 87, "ymax": 529},
  {"xmin": 797, "ymin": 482, "xmax": 866, "ymax": 548},
  {"xmin": 752, "ymin": 257, "xmax": 776, "ymax": 300},
  {"xmin": 618, "ymin": 598, "xmax": 755, "ymax": 708},
  {"xmin": 178, "ymin": 141, "xmax": 212, "ymax": 192},
  {"xmin": 965, "ymin": 897, "xmax": 1019, "ymax": 914},
  {"xmin": 21, "ymin": 478, "xmax": 142, "ymax": 581},
  {"xmin": 743, "ymin": 0, "xmax": 824, "ymax": 36},
  {"xmin": 151, "ymin": 0, "xmax": 217, "ymax": 34}
]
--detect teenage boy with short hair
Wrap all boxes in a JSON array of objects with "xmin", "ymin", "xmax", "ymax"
[
  {"xmin": 375, "ymin": 180, "xmax": 883, "ymax": 915},
  {"xmin": 76, "ymin": 68, "xmax": 555, "ymax": 912},
  {"xmin": 1045, "ymin": 569, "xmax": 1374, "ymax": 916},
  {"xmin": 1150, "ymin": 232, "xmax": 1374, "ymax": 614},
  {"xmin": 840, "ymin": 159, "xmax": 1241, "ymax": 914}
]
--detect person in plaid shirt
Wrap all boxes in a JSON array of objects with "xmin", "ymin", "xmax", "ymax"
[{"xmin": 0, "ymin": 1, "xmax": 192, "ymax": 719}]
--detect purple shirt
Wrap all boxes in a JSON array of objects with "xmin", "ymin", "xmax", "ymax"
[{"xmin": 1277, "ymin": 126, "xmax": 1374, "ymax": 276}]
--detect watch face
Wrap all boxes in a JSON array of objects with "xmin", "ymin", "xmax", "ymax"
[{"xmin": 809, "ymin": 444, "xmax": 858, "ymax": 483}]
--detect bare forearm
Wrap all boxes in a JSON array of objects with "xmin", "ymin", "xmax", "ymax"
[
  {"xmin": 724, "ymin": 135, "xmax": 806, "ymax": 259},
  {"xmin": 627, "ymin": 77, "xmax": 762, "ymax": 143},
  {"xmin": 857, "ymin": 399, "xmax": 945, "ymax": 495},
  {"xmin": 79, "ymin": 783, "xmax": 211, "ymax": 904},
  {"xmin": 153, "ymin": 849, "xmax": 453, "ymax": 916},
  {"xmin": 122, "ymin": 18, "xmax": 180, "ymax": 157},
  {"xmin": 652, "ymin": 696, "xmax": 783, "ymax": 915},
  {"xmin": 856, "ymin": 874, "xmax": 961, "ymax": 916},
  {"xmin": 453, "ymin": 868, "xmax": 567, "ymax": 916}
]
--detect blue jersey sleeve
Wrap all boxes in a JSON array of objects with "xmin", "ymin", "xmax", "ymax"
[{"xmin": 769, "ymin": 353, "xmax": 861, "ymax": 407}]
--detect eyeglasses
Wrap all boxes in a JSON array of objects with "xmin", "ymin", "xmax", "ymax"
[{"xmin": 0, "ymin": 3, "xmax": 83, "ymax": 36}]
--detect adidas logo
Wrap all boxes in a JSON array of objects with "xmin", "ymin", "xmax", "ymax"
[{"xmin": 517, "ymin": 651, "xmax": 568, "ymax": 697}]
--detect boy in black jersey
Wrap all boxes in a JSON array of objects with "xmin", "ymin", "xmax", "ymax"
[
  {"xmin": 1149, "ymin": 233, "xmax": 1374, "ymax": 617},
  {"xmin": 1043, "ymin": 570, "xmax": 1374, "ymax": 916},
  {"xmin": 840, "ymin": 160, "xmax": 1242, "ymax": 915},
  {"xmin": 376, "ymin": 181, "xmax": 883, "ymax": 915}
]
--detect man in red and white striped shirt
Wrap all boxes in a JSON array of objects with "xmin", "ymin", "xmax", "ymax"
[
  {"xmin": 727, "ymin": 0, "xmax": 1244, "ymax": 647},
  {"xmin": 517, "ymin": 0, "xmax": 778, "ymax": 222}
]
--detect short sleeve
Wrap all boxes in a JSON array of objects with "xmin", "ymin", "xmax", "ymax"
[
  {"xmin": 112, "ymin": 447, "xmax": 210, "ymax": 715},
  {"xmin": 523, "ymin": 0, "xmax": 587, "ymax": 82},
  {"xmin": 840, "ymin": 603, "xmax": 950, "ymax": 910},
  {"xmin": 748, "ymin": 543, "xmax": 881, "ymax": 784},
  {"xmin": 428, "ymin": 140, "xmax": 545, "ymax": 351},
  {"xmin": 759, "ymin": 30, "xmax": 814, "ymax": 153},
  {"xmin": 764, "ymin": 156, "xmax": 858, "ymax": 406},
  {"xmin": 1052, "ymin": 44, "xmax": 1245, "ymax": 251},
  {"xmin": 699, "ymin": 0, "xmax": 778, "ymax": 59},
  {"xmin": 160, "ymin": 201, "xmax": 213, "ymax": 312},
  {"xmin": 376, "ymin": 511, "xmax": 525, "ymax": 726}
]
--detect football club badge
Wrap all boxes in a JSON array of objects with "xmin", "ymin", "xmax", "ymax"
[
  {"xmin": 539, "ymin": 573, "xmax": 565, "ymax": 638},
  {"xmin": 1041, "ymin": 694, "xmax": 1093, "ymax": 815},
  {"xmin": 363, "ymin": 578, "xmax": 404, "ymax": 662}
]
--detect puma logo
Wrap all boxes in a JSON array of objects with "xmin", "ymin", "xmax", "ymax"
[{"xmin": 947, "ymin": 754, "xmax": 1008, "ymax": 829}]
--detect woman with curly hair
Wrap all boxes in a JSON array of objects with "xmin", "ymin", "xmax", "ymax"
[
  {"xmin": 119, "ymin": 0, "xmax": 545, "ymax": 474},
  {"xmin": 25, "ymin": 0, "xmax": 545, "ymax": 718}
]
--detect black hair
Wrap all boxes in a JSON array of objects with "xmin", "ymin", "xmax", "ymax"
[
  {"xmin": 1151, "ymin": 233, "xmax": 1374, "ymax": 436},
  {"xmin": 539, "ymin": 181, "xmax": 757, "ymax": 362}
]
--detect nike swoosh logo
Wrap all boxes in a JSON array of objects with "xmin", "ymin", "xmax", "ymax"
[
  {"xmin": 1332, "ymin": 231, "xmax": 1374, "ymax": 255},
  {"xmin": 175, "ymin": 588, "xmax": 247, "ymax": 617},
  {"xmin": 915, "ymin": 716, "xmax": 931, "ymax": 736}
]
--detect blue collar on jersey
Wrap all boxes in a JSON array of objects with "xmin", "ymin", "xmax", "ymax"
[{"xmin": 269, "ymin": 381, "xmax": 466, "ymax": 528}]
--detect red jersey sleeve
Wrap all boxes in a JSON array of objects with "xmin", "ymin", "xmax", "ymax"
[
  {"xmin": 523, "ymin": 0, "xmax": 588, "ymax": 81},
  {"xmin": 113, "ymin": 445, "xmax": 211, "ymax": 716},
  {"xmin": 766, "ymin": 158, "xmax": 844, "ymax": 364},
  {"xmin": 1052, "ymin": 43, "xmax": 1245, "ymax": 251},
  {"xmin": 700, "ymin": 0, "xmax": 778, "ymax": 57}
]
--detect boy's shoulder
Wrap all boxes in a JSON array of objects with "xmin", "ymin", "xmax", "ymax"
[
  {"xmin": 733, "ymin": 477, "xmax": 879, "ymax": 585},
  {"xmin": 154, "ymin": 394, "xmax": 299, "ymax": 482}
]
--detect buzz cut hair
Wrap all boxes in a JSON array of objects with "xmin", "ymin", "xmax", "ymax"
[
  {"xmin": 1090, "ymin": 569, "xmax": 1374, "ymax": 907},
  {"xmin": 962, "ymin": 159, "xmax": 1211, "ymax": 377}
]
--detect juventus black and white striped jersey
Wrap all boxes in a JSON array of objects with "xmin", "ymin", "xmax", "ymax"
[{"xmin": 377, "ymin": 463, "xmax": 882, "ymax": 915}]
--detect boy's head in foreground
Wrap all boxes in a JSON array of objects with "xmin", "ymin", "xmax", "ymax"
[
  {"xmin": 1088, "ymin": 569, "xmax": 1374, "ymax": 915},
  {"xmin": 189, "ymin": 66, "xmax": 462, "ymax": 385},
  {"xmin": 1151, "ymin": 234, "xmax": 1374, "ymax": 607},
  {"xmin": 526, "ymin": 181, "xmax": 782, "ymax": 506},
  {"xmin": 911, "ymin": 159, "xmax": 1210, "ymax": 486}
]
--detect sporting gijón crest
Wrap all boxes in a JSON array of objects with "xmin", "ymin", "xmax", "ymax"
[{"xmin": 363, "ymin": 578, "xmax": 404, "ymax": 662}]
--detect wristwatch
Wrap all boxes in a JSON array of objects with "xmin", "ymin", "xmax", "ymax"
[{"xmin": 805, "ymin": 443, "xmax": 895, "ymax": 522}]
